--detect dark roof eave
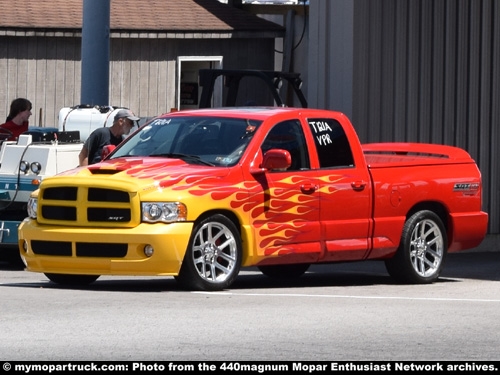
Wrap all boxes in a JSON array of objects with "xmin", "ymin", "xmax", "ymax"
[
  {"xmin": 0, "ymin": 28, "xmax": 284, "ymax": 39},
  {"xmin": 110, "ymin": 30, "xmax": 285, "ymax": 39},
  {"xmin": 0, "ymin": 28, "xmax": 82, "ymax": 37}
]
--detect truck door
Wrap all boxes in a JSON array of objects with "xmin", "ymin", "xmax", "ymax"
[
  {"xmin": 254, "ymin": 120, "xmax": 321, "ymax": 264},
  {"xmin": 306, "ymin": 117, "xmax": 372, "ymax": 261}
]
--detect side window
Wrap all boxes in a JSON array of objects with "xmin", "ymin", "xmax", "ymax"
[
  {"xmin": 308, "ymin": 118, "xmax": 354, "ymax": 168},
  {"xmin": 261, "ymin": 120, "xmax": 310, "ymax": 171}
]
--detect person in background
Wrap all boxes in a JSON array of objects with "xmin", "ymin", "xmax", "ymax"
[
  {"xmin": 78, "ymin": 108, "xmax": 139, "ymax": 166},
  {"xmin": 0, "ymin": 98, "xmax": 32, "ymax": 141}
]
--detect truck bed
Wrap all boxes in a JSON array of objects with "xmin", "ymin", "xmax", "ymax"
[{"xmin": 362, "ymin": 142, "xmax": 476, "ymax": 167}]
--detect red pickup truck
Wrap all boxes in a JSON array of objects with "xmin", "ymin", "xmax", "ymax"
[{"xmin": 18, "ymin": 107, "xmax": 488, "ymax": 291}]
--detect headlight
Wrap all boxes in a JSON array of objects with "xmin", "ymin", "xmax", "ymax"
[
  {"xmin": 19, "ymin": 160, "xmax": 30, "ymax": 173},
  {"xmin": 30, "ymin": 162, "xmax": 42, "ymax": 174},
  {"xmin": 19, "ymin": 161, "xmax": 43, "ymax": 175},
  {"xmin": 142, "ymin": 202, "xmax": 187, "ymax": 223},
  {"xmin": 27, "ymin": 196, "xmax": 38, "ymax": 219}
]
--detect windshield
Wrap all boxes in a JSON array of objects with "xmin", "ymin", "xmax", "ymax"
[{"xmin": 110, "ymin": 116, "xmax": 261, "ymax": 167}]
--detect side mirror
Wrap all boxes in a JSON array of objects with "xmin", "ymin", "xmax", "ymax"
[{"xmin": 261, "ymin": 149, "xmax": 291, "ymax": 171}]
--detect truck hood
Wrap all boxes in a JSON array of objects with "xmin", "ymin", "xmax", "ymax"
[
  {"xmin": 34, "ymin": 155, "xmax": 250, "ymax": 226},
  {"xmin": 46, "ymin": 156, "xmax": 243, "ymax": 204},
  {"xmin": 57, "ymin": 157, "xmax": 232, "ymax": 181}
]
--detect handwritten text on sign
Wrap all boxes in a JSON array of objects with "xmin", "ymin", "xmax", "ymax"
[{"xmin": 309, "ymin": 121, "xmax": 333, "ymax": 146}]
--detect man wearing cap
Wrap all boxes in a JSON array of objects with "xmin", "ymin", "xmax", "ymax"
[{"xmin": 78, "ymin": 108, "xmax": 139, "ymax": 166}]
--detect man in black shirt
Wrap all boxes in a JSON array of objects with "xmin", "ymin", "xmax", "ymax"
[{"xmin": 78, "ymin": 109, "xmax": 139, "ymax": 166}]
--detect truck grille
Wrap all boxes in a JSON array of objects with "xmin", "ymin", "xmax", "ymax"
[
  {"xmin": 39, "ymin": 186, "xmax": 135, "ymax": 226},
  {"xmin": 31, "ymin": 240, "xmax": 127, "ymax": 257}
]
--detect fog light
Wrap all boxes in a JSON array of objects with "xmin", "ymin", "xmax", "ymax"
[
  {"xmin": 19, "ymin": 240, "xmax": 28, "ymax": 258},
  {"xmin": 144, "ymin": 245, "xmax": 154, "ymax": 257},
  {"xmin": 20, "ymin": 247, "xmax": 27, "ymax": 267}
]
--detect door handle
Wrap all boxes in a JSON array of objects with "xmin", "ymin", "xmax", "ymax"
[
  {"xmin": 301, "ymin": 184, "xmax": 318, "ymax": 194},
  {"xmin": 351, "ymin": 181, "xmax": 366, "ymax": 191}
]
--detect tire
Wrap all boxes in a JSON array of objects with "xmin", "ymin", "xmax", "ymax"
[
  {"xmin": 175, "ymin": 214, "xmax": 242, "ymax": 291},
  {"xmin": 258, "ymin": 263, "xmax": 310, "ymax": 278},
  {"xmin": 45, "ymin": 273, "xmax": 100, "ymax": 286},
  {"xmin": 385, "ymin": 210, "xmax": 447, "ymax": 284}
]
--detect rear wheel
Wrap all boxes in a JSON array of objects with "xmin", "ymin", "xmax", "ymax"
[
  {"xmin": 45, "ymin": 273, "xmax": 99, "ymax": 286},
  {"xmin": 385, "ymin": 210, "xmax": 447, "ymax": 284},
  {"xmin": 258, "ymin": 263, "xmax": 310, "ymax": 278},
  {"xmin": 175, "ymin": 214, "xmax": 242, "ymax": 291}
]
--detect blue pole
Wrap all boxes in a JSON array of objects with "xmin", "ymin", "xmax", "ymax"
[{"xmin": 81, "ymin": 0, "xmax": 110, "ymax": 105}]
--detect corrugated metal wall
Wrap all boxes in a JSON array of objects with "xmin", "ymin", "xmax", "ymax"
[{"xmin": 310, "ymin": 0, "xmax": 500, "ymax": 234}]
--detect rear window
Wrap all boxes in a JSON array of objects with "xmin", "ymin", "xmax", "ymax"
[{"xmin": 307, "ymin": 118, "xmax": 354, "ymax": 168}]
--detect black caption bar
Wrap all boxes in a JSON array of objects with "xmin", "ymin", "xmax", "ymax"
[{"xmin": 1, "ymin": 361, "xmax": 499, "ymax": 374}]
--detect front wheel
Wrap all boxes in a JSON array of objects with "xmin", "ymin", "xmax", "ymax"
[
  {"xmin": 175, "ymin": 214, "xmax": 242, "ymax": 291},
  {"xmin": 385, "ymin": 210, "xmax": 447, "ymax": 284},
  {"xmin": 45, "ymin": 273, "xmax": 100, "ymax": 286}
]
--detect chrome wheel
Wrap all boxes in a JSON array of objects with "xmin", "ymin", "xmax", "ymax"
[
  {"xmin": 192, "ymin": 221, "xmax": 238, "ymax": 282},
  {"xmin": 176, "ymin": 214, "xmax": 242, "ymax": 291},
  {"xmin": 410, "ymin": 218, "xmax": 444, "ymax": 277},
  {"xmin": 385, "ymin": 210, "xmax": 447, "ymax": 284}
]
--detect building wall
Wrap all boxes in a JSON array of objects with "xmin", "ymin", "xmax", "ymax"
[
  {"xmin": 0, "ymin": 36, "xmax": 275, "ymax": 127},
  {"xmin": 309, "ymin": 0, "xmax": 500, "ymax": 234}
]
